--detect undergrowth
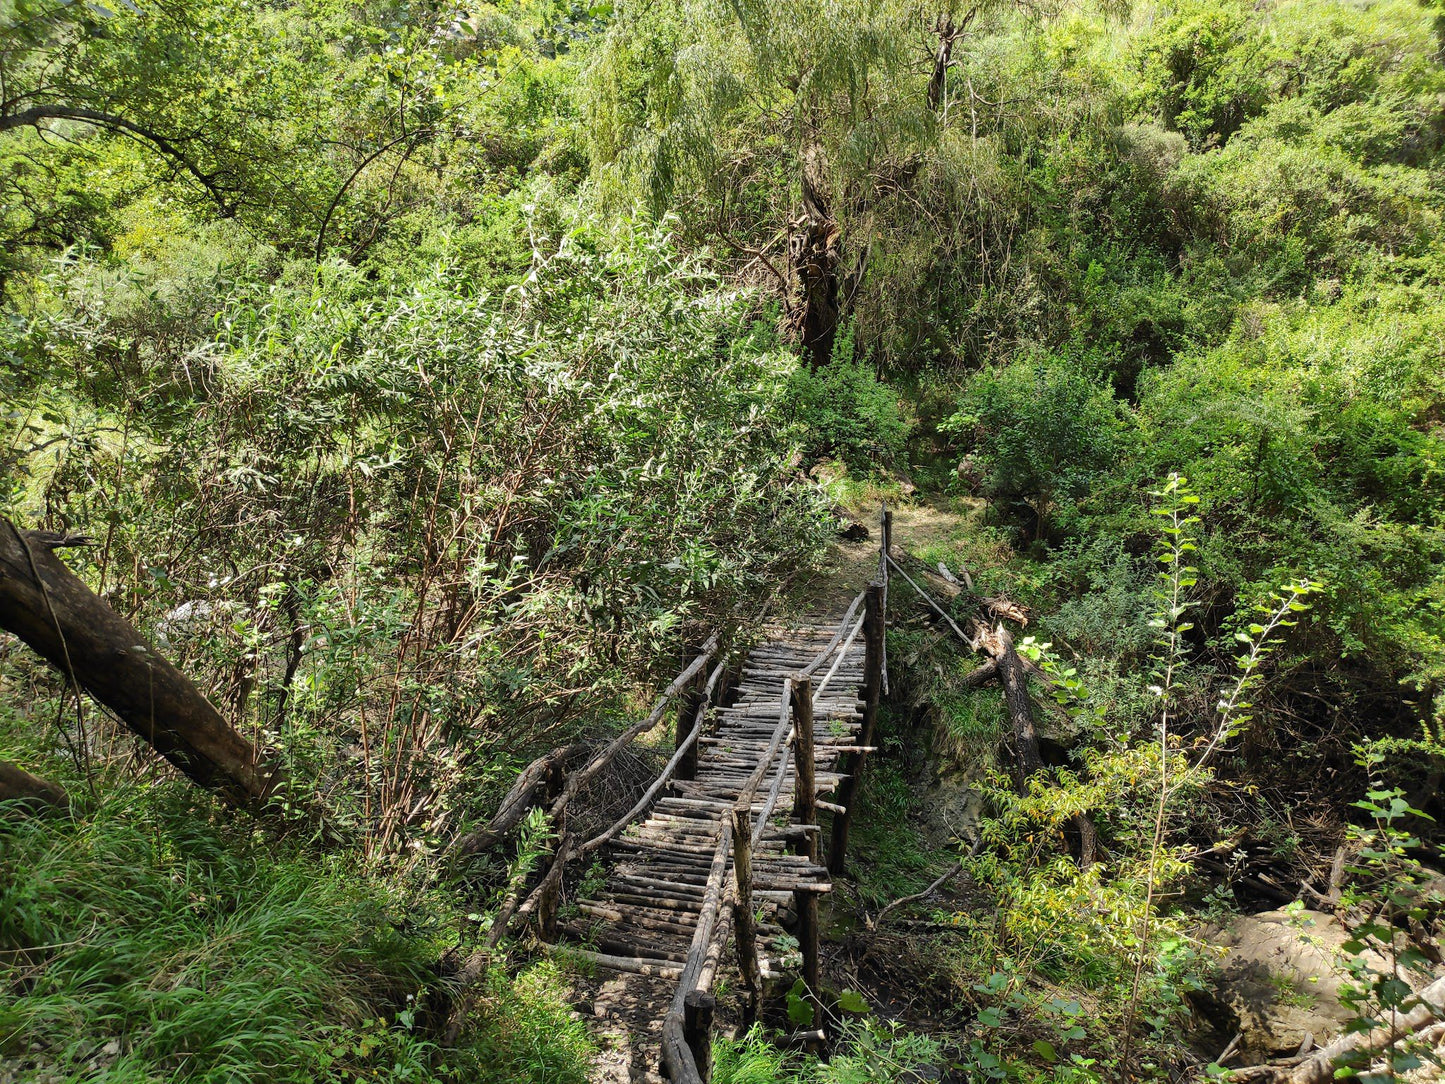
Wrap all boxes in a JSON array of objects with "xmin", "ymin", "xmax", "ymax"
[
  {"xmin": 712, "ymin": 1021, "xmax": 941, "ymax": 1084},
  {"xmin": 844, "ymin": 707, "xmax": 944, "ymax": 910},
  {"xmin": 0, "ymin": 786, "xmax": 593, "ymax": 1083}
]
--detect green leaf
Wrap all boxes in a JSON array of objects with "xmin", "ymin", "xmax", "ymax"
[{"xmin": 786, "ymin": 990, "xmax": 814, "ymax": 1025}]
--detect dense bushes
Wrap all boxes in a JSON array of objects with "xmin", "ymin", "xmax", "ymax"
[
  {"xmin": 3, "ymin": 216, "xmax": 830, "ymax": 860},
  {"xmin": 925, "ymin": 0, "xmax": 1445, "ymax": 736},
  {"xmin": 5, "ymin": 0, "xmax": 1445, "ymax": 1078},
  {"xmin": 783, "ymin": 326, "xmax": 908, "ymax": 471},
  {"xmin": 947, "ymin": 359, "xmax": 1131, "ymax": 540}
]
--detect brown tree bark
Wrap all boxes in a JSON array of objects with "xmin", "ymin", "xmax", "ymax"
[
  {"xmin": 926, "ymin": 10, "xmax": 978, "ymax": 112},
  {"xmin": 994, "ymin": 623, "xmax": 1097, "ymax": 868},
  {"xmin": 791, "ymin": 142, "xmax": 842, "ymax": 367},
  {"xmin": 0, "ymin": 522, "xmax": 278, "ymax": 807},
  {"xmin": 995, "ymin": 624, "xmax": 1044, "ymax": 786},
  {"xmin": 0, "ymin": 758, "xmax": 68, "ymax": 813}
]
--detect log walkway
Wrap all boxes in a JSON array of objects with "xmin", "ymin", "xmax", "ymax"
[
  {"xmin": 474, "ymin": 510, "xmax": 895, "ymax": 1083},
  {"xmin": 560, "ymin": 620, "xmax": 870, "ymax": 1079}
]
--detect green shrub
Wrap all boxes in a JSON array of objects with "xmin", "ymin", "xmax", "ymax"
[
  {"xmin": 463, "ymin": 961, "xmax": 593, "ymax": 1084},
  {"xmin": 947, "ymin": 358, "xmax": 1131, "ymax": 539},
  {"xmin": 783, "ymin": 325, "xmax": 908, "ymax": 473},
  {"xmin": 712, "ymin": 1021, "xmax": 941, "ymax": 1084}
]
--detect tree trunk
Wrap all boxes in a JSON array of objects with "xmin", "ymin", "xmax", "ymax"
[
  {"xmin": 994, "ymin": 624, "xmax": 1097, "ymax": 867},
  {"xmin": 927, "ymin": 22, "xmax": 958, "ymax": 112},
  {"xmin": 926, "ymin": 11, "xmax": 976, "ymax": 113},
  {"xmin": 0, "ymin": 758, "xmax": 68, "ymax": 813},
  {"xmin": 995, "ymin": 624, "xmax": 1043, "ymax": 787},
  {"xmin": 0, "ymin": 522, "xmax": 278, "ymax": 807},
  {"xmin": 792, "ymin": 142, "xmax": 841, "ymax": 367}
]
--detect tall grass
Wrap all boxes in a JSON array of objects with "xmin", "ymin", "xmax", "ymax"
[{"xmin": 0, "ymin": 786, "xmax": 439, "ymax": 1083}]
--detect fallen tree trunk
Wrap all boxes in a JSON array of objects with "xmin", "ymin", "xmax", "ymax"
[
  {"xmin": 1232, "ymin": 975, "xmax": 1445, "ymax": 1084},
  {"xmin": 0, "ymin": 521, "xmax": 278, "ymax": 808},
  {"xmin": 994, "ymin": 625, "xmax": 1044, "ymax": 784},
  {"xmin": 0, "ymin": 758, "xmax": 68, "ymax": 813},
  {"xmin": 988, "ymin": 624, "xmax": 1098, "ymax": 869}
]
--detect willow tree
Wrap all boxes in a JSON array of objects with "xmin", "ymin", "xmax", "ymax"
[{"xmin": 582, "ymin": 0, "xmax": 1037, "ymax": 367}]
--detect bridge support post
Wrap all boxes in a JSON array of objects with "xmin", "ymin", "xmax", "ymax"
[
  {"xmin": 683, "ymin": 989, "xmax": 715, "ymax": 1079},
  {"xmin": 827, "ymin": 582, "xmax": 884, "ymax": 876},
  {"xmin": 879, "ymin": 504, "xmax": 891, "ymax": 695},
  {"xmin": 789, "ymin": 677, "xmax": 822, "ymax": 1027},
  {"xmin": 790, "ymin": 677, "xmax": 818, "ymax": 860},
  {"xmin": 730, "ymin": 806, "xmax": 762, "ymax": 1023},
  {"xmin": 676, "ymin": 665, "xmax": 705, "ymax": 782}
]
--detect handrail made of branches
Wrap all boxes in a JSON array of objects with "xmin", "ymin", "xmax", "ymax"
[
  {"xmin": 660, "ymin": 813, "xmax": 734, "ymax": 1084},
  {"xmin": 549, "ymin": 635, "xmax": 720, "ymax": 823},
  {"xmin": 576, "ymin": 656, "xmax": 729, "ymax": 859}
]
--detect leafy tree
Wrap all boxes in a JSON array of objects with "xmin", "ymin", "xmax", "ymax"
[{"xmin": 947, "ymin": 358, "xmax": 1129, "ymax": 539}]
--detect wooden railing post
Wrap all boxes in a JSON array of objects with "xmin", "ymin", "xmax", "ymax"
[
  {"xmin": 878, "ymin": 503, "xmax": 891, "ymax": 584},
  {"xmin": 683, "ymin": 989, "xmax": 715, "ymax": 1079},
  {"xmin": 730, "ymin": 806, "xmax": 762, "ymax": 1022},
  {"xmin": 676, "ymin": 664, "xmax": 705, "ymax": 782},
  {"xmin": 661, "ymin": 817, "xmax": 732, "ymax": 1084},
  {"xmin": 790, "ymin": 676, "xmax": 821, "ymax": 1027},
  {"xmin": 828, "ymin": 582, "xmax": 884, "ymax": 876},
  {"xmin": 790, "ymin": 677, "xmax": 818, "ymax": 861},
  {"xmin": 879, "ymin": 505, "xmax": 891, "ymax": 695},
  {"xmin": 536, "ymin": 831, "xmax": 573, "ymax": 941}
]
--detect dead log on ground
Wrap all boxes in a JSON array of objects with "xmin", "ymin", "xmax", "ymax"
[
  {"xmin": 995, "ymin": 624, "xmax": 1044, "ymax": 784},
  {"xmin": 1231, "ymin": 974, "xmax": 1445, "ymax": 1084},
  {"xmin": 988, "ymin": 623, "xmax": 1098, "ymax": 869}
]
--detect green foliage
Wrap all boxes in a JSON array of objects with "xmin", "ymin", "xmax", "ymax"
[
  {"xmin": 712, "ymin": 1021, "xmax": 941, "ymax": 1084},
  {"xmin": 463, "ymin": 961, "xmax": 594, "ymax": 1084},
  {"xmin": 1132, "ymin": 0, "xmax": 1274, "ymax": 147},
  {"xmin": 929, "ymin": 478, "xmax": 1320, "ymax": 1076},
  {"xmin": 3, "ymin": 216, "xmax": 829, "ymax": 859},
  {"xmin": 783, "ymin": 327, "xmax": 907, "ymax": 471},
  {"xmin": 5, "ymin": 0, "xmax": 1445, "ymax": 1077},
  {"xmin": 1320, "ymin": 747, "xmax": 1444, "ymax": 1082},
  {"xmin": 845, "ymin": 748, "xmax": 937, "ymax": 908},
  {"xmin": 946, "ymin": 358, "xmax": 1130, "ymax": 537}
]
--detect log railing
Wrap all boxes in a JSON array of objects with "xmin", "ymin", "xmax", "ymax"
[
  {"xmin": 575, "ymin": 655, "xmax": 729, "ymax": 861},
  {"xmin": 501, "ymin": 636, "xmax": 725, "ymax": 940}
]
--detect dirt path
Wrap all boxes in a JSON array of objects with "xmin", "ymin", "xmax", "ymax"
[{"xmin": 790, "ymin": 497, "xmax": 983, "ymax": 615}]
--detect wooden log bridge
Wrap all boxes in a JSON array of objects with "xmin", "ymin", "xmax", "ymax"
[
  {"xmin": 524, "ymin": 559, "xmax": 888, "ymax": 1082},
  {"xmin": 560, "ymin": 610, "xmax": 878, "ymax": 1082}
]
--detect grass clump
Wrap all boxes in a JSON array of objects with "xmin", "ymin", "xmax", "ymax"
[
  {"xmin": 0, "ymin": 786, "xmax": 445, "ymax": 1084},
  {"xmin": 464, "ymin": 960, "xmax": 593, "ymax": 1084},
  {"xmin": 713, "ymin": 1022, "xmax": 940, "ymax": 1084}
]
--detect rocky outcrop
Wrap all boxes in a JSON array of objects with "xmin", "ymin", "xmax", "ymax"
[{"xmin": 1204, "ymin": 908, "xmax": 1390, "ymax": 1062}]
